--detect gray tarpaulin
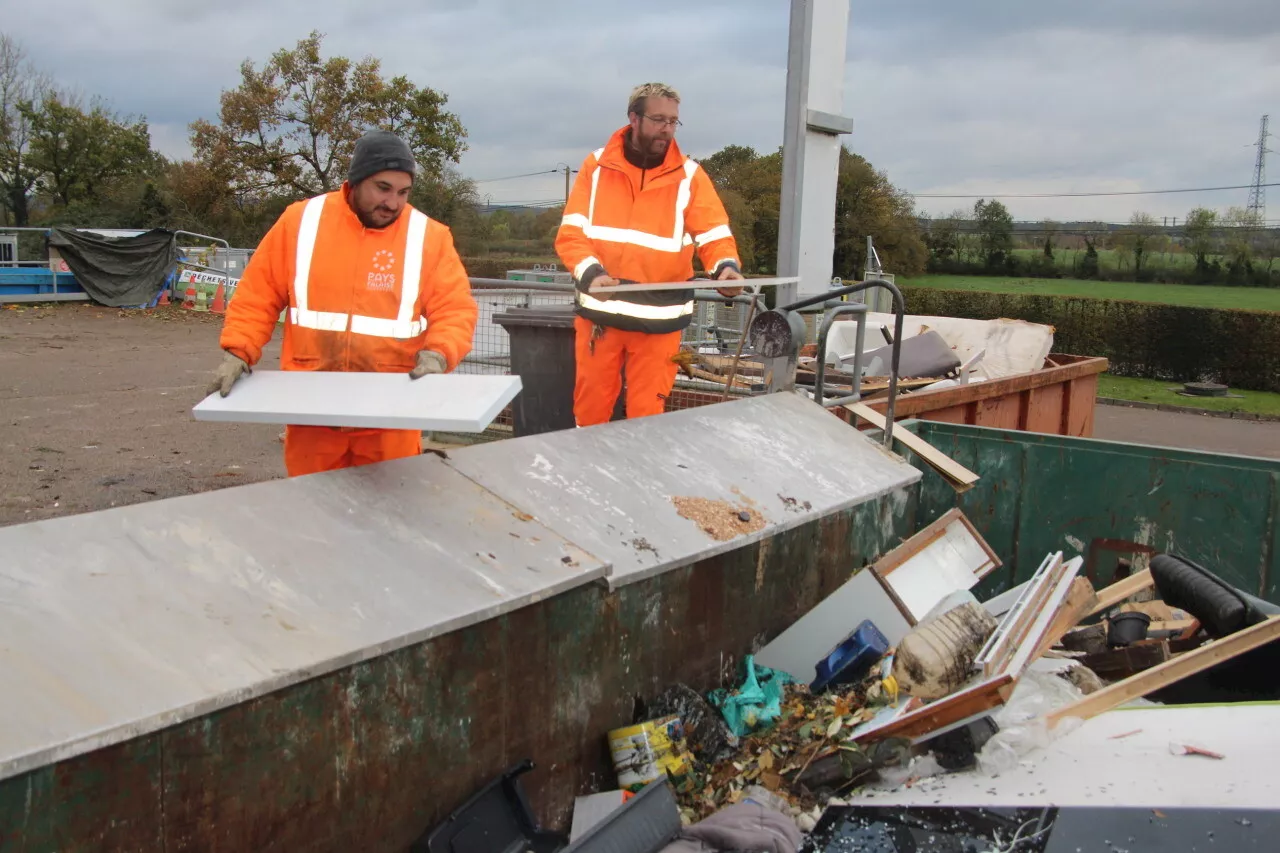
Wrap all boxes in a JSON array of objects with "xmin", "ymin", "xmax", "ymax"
[{"xmin": 46, "ymin": 228, "xmax": 178, "ymax": 307}]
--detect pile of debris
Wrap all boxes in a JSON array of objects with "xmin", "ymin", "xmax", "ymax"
[
  {"xmin": 601, "ymin": 511, "xmax": 1280, "ymax": 830},
  {"xmin": 676, "ymin": 313, "xmax": 1056, "ymax": 402}
]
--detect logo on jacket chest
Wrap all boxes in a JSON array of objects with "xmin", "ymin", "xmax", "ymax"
[{"xmin": 367, "ymin": 249, "xmax": 398, "ymax": 291}]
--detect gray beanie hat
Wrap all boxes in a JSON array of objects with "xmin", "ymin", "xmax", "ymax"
[{"xmin": 347, "ymin": 130, "xmax": 416, "ymax": 184}]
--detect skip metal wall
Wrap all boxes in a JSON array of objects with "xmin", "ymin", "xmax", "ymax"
[
  {"xmin": 0, "ymin": 495, "xmax": 916, "ymax": 852},
  {"xmin": 908, "ymin": 421, "xmax": 1280, "ymax": 604}
]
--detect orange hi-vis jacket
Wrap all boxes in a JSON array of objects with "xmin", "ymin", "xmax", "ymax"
[
  {"xmin": 220, "ymin": 185, "xmax": 478, "ymax": 375},
  {"xmin": 555, "ymin": 127, "xmax": 741, "ymax": 334}
]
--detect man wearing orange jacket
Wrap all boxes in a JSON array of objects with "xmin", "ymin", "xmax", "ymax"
[
  {"xmin": 207, "ymin": 129, "xmax": 478, "ymax": 476},
  {"xmin": 556, "ymin": 82, "xmax": 743, "ymax": 427}
]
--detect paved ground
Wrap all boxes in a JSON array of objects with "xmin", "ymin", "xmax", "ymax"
[
  {"xmin": 1093, "ymin": 404, "xmax": 1280, "ymax": 460},
  {"xmin": 2, "ymin": 302, "xmax": 1277, "ymax": 529}
]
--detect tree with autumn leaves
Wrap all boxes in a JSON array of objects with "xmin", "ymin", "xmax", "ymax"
[
  {"xmin": 189, "ymin": 31, "xmax": 466, "ymax": 200},
  {"xmin": 699, "ymin": 144, "xmax": 928, "ymax": 277}
]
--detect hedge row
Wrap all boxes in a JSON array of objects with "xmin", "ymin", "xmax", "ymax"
[{"xmin": 903, "ymin": 287, "xmax": 1280, "ymax": 393}]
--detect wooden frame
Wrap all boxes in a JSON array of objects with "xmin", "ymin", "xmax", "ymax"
[
  {"xmin": 872, "ymin": 508, "xmax": 1002, "ymax": 624},
  {"xmin": 853, "ymin": 674, "xmax": 1015, "ymax": 743},
  {"xmin": 874, "ymin": 508, "xmax": 1001, "ymax": 581}
]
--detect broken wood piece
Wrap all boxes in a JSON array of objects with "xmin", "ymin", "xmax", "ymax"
[
  {"xmin": 1031, "ymin": 576, "xmax": 1100, "ymax": 661},
  {"xmin": 1086, "ymin": 569, "xmax": 1155, "ymax": 618},
  {"xmin": 853, "ymin": 674, "xmax": 1014, "ymax": 744},
  {"xmin": 844, "ymin": 402, "xmax": 979, "ymax": 493},
  {"xmin": 1080, "ymin": 640, "xmax": 1171, "ymax": 679},
  {"xmin": 1046, "ymin": 616, "xmax": 1280, "ymax": 728},
  {"xmin": 1170, "ymin": 743, "xmax": 1225, "ymax": 760},
  {"xmin": 688, "ymin": 366, "xmax": 753, "ymax": 389},
  {"xmin": 1061, "ymin": 622, "xmax": 1108, "ymax": 655},
  {"xmin": 1109, "ymin": 729, "xmax": 1143, "ymax": 740}
]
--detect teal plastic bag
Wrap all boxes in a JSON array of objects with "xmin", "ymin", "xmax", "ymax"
[{"xmin": 708, "ymin": 655, "xmax": 794, "ymax": 738}]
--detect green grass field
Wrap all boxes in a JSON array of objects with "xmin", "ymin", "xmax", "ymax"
[
  {"xmin": 1098, "ymin": 375, "xmax": 1280, "ymax": 417},
  {"xmin": 1010, "ymin": 247, "xmax": 1199, "ymax": 272},
  {"xmin": 900, "ymin": 274, "xmax": 1280, "ymax": 312}
]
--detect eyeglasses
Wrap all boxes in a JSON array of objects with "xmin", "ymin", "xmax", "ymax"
[{"xmin": 642, "ymin": 114, "xmax": 682, "ymax": 128}]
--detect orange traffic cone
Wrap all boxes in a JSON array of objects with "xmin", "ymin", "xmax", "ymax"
[
  {"xmin": 182, "ymin": 281, "xmax": 196, "ymax": 309},
  {"xmin": 210, "ymin": 282, "xmax": 226, "ymax": 314},
  {"xmin": 157, "ymin": 287, "xmax": 170, "ymax": 307}
]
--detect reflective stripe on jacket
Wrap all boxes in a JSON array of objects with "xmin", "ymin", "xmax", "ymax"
[
  {"xmin": 555, "ymin": 127, "xmax": 740, "ymax": 334},
  {"xmin": 220, "ymin": 186, "xmax": 477, "ymax": 373}
]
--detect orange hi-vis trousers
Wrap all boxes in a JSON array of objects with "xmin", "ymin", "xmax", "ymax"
[
  {"xmin": 283, "ymin": 425, "xmax": 421, "ymax": 477},
  {"xmin": 573, "ymin": 316, "xmax": 683, "ymax": 427}
]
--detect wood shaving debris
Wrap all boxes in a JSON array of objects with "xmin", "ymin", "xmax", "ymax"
[
  {"xmin": 1109, "ymin": 729, "xmax": 1143, "ymax": 740},
  {"xmin": 671, "ymin": 496, "xmax": 766, "ymax": 541}
]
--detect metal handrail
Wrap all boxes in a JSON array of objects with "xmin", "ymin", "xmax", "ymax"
[
  {"xmin": 775, "ymin": 278, "xmax": 905, "ymax": 448},
  {"xmin": 813, "ymin": 303, "xmax": 868, "ymax": 407}
]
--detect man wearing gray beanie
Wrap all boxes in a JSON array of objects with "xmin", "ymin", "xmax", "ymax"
[{"xmin": 206, "ymin": 128, "xmax": 479, "ymax": 477}]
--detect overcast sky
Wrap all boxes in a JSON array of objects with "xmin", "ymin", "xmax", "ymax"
[{"xmin": 2, "ymin": 0, "xmax": 1277, "ymax": 224}]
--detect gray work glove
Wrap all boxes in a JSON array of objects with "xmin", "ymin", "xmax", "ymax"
[
  {"xmin": 409, "ymin": 350, "xmax": 447, "ymax": 379},
  {"xmin": 206, "ymin": 352, "xmax": 250, "ymax": 397}
]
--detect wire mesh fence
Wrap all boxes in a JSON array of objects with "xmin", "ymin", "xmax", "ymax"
[{"xmin": 447, "ymin": 282, "xmax": 765, "ymax": 442}]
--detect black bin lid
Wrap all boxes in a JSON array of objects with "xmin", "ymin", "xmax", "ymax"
[{"xmin": 493, "ymin": 305, "xmax": 577, "ymax": 329}]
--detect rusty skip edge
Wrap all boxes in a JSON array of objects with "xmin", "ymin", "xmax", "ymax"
[
  {"xmin": 0, "ymin": 493, "xmax": 918, "ymax": 852},
  {"xmin": 0, "ymin": 560, "xmax": 604, "ymax": 786}
]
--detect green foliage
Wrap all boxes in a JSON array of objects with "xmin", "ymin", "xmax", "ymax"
[
  {"xmin": 189, "ymin": 31, "xmax": 466, "ymax": 199},
  {"xmin": 700, "ymin": 144, "xmax": 925, "ymax": 277},
  {"xmin": 973, "ymin": 198, "xmax": 1013, "ymax": 267}
]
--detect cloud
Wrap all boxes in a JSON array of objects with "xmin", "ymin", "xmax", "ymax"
[{"xmin": 2, "ymin": 0, "xmax": 1275, "ymax": 223}]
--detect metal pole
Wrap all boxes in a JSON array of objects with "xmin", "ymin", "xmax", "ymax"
[{"xmin": 769, "ymin": 0, "xmax": 813, "ymax": 393}]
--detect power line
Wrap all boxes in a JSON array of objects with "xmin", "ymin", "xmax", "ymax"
[
  {"xmin": 472, "ymin": 167, "xmax": 578, "ymax": 185},
  {"xmin": 914, "ymin": 182, "xmax": 1280, "ymax": 199},
  {"xmin": 472, "ymin": 169, "xmax": 559, "ymax": 184}
]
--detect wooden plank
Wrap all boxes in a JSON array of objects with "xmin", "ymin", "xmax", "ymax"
[
  {"xmin": 853, "ymin": 675, "xmax": 1014, "ymax": 743},
  {"xmin": 1046, "ymin": 616, "xmax": 1280, "ymax": 728},
  {"xmin": 1031, "ymin": 576, "xmax": 1099, "ymax": 661},
  {"xmin": 845, "ymin": 402, "xmax": 979, "ymax": 493},
  {"xmin": 1087, "ymin": 569, "xmax": 1155, "ymax": 618}
]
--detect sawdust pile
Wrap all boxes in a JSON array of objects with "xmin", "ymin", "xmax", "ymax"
[{"xmin": 671, "ymin": 497, "xmax": 766, "ymax": 541}]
